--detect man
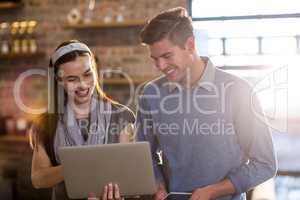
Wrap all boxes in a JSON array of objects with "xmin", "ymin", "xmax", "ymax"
[{"xmin": 135, "ymin": 7, "xmax": 277, "ymax": 200}]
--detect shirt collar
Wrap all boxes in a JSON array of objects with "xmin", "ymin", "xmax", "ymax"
[{"xmin": 167, "ymin": 57, "xmax": 216, "ymax": 93}]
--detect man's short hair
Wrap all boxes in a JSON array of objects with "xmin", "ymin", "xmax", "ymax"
[{"xmin": 140, "ymin": 7, "xmax": 193, "ymax": 48}]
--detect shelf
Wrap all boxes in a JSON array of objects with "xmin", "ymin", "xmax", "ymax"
[
  {"xmin": 0, "ymin": 52, "xmax": 45, "ymax": 60},
  {"xmin": 0, "ymin": 135, "xmax": 29, "ymax": 143},
  {"xmin": 0, "ymin": 2, "xmax": 23, "ymax": 9},
  {"xmin": 64, "ymin": 19, "xmax": 146, "ymax": 29},
  {"xmin": 103, "ymin": 76, "xmax": 157, "ymax": 85}
]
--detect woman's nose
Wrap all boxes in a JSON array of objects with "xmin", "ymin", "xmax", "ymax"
[{"xmin": 78, "ymin": 78, "xmax": 89, "ymax": 88}]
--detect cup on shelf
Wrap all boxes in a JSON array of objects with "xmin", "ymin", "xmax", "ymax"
[
  {"xmin": 5, "ymin": 117, "xmax": 16, "ymax": 135},
  {"xmin": 16, "ymin": 118, "xmax": 28, "ymax": 136},
  {"xmin": 67, "ymin": 8, "xmax": 82, "ymax": 25}
]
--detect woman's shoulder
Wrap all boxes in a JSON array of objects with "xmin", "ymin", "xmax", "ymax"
[
  {"xmin": 30, "ymin": 112, "xmax": 59, "ymax": 141},
  {"xmin": 31, "ymin": 112, "xmax": 58, "ymax": 130},
  {"xmin": 110, "ymin": 102, "xmax": 136, "ymax": 124},
  {"xmin": 29, "ymin": 112, "xmax": 58, "ymax": 154}
]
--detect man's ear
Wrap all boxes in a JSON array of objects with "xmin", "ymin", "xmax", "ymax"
[{"xmin": 185, "ymin": 36, "xmax": 196, "ymax": 52}]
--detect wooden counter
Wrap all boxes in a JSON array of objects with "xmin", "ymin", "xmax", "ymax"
[{"xmin": 0, "ymin": 135, "xmax": 29, "ymax": 143}]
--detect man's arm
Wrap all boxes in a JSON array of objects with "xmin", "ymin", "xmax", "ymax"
[
  {"xmin": 226, "ymin": 81, "xmax": 277, "ymax": 194},
  {"xmin": 191, "ymin": 81, "xmax": 277, "ymax": 200},
  {"xmin": 190, "ymin": 179, "xmax": 235, "ymax": 200}
]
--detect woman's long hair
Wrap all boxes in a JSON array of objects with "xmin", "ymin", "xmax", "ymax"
[{"xmin": 31, "ymin": 40, "xmax": 113, "ymax": 165}]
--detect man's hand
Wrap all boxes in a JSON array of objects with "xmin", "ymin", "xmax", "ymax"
[
  {"xmin": 189, "ymin": 187, "xmax": 213, "ymax": 200},
  {"xmin": 190, "ymin": 179, "xmax": 236, "ymax": 200},
  {"xmin": 154, "ymin": 182, "xmax": 168, "ymax": 200}
]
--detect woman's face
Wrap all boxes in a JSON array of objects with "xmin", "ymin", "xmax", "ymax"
[{"xmin": 57, "ymin": 54, "xmax": 97, "ymax": 105}]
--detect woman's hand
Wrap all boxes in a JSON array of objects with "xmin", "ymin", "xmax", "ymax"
[
  {"xmin": 154, "ymin": 183, "xmax": 168, "ymax": 200},
  {"xmin": 119, "ymin": 123, "xmax": 135, "ymax": 143},
  {"xmin": 102, "ymin": 183, "xmax": 124, "ymax": 200},
  {"xmin": 88, "ymin": 183, "xmax": 124, "ymax": 200}
]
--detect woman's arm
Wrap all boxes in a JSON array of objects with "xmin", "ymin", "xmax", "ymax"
[{"xmin": 31, "ymin": 143, "xmax": 64, "ymax": 188}]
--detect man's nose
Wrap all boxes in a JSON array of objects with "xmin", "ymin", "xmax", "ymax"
[{"xmin": 156, "ymin": 59, "xmax": 167, "ymax": 71}]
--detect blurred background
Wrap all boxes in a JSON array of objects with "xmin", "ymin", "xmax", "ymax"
[{"xmin": 0, "ymin": 0, "xmax": 300, "ymax": 199}]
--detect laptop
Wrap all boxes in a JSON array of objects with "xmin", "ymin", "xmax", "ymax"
[{"xmin": 58, "ymin": 142, "xmax": 156, "ymax": 199}]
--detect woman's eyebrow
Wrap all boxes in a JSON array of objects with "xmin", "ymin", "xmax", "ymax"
[
  {"xmin": 83, "ymin": 68, "xmax": 91, "ymax": 74},
  {"xmin": 64, "ymin": 68, "xmax": 91, "ymax": 78},
  {"xmin": 66, "ymin": 75, "xmax": 78, "ymax": 79}
]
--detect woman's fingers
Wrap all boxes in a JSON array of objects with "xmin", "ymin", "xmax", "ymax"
[
  {"xmin": 108, "ymin": 183, "xmax": 113, "ymax": 200},
  {"xmin": 114, "ymin": 184, "xmax": 121, "ymax": 200},
  {"xmin": 102, "ymin": 183, "xmax": 122, "ymax": 200},
  {"xmin": 102, "ymin": 185, "xmax": 108, "ymax": 200},
  {"xmin": 88, "ymin": 192, "xmax": 99, "ymax": 200}
]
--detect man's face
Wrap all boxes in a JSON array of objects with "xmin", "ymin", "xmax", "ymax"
[{"xmin": 149, "ymin": 38, "xmax": 192, "ymax": 83}]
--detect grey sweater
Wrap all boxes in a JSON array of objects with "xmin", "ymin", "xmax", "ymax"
[{"xmin": 136, "ymin": 58, "xmax": 277, "ymax": 200}]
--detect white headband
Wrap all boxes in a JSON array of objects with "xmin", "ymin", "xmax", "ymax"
[{"xmin": 51, "ymin": 42, "xmax": 92, "ymax": 65}]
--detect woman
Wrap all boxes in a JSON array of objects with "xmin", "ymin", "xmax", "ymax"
[{"xmin": 30, "ymin": 40, "xmax": 135, "ymax": 200}]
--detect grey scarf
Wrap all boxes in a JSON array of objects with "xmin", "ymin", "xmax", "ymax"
[{"xmin": 53, "ymin": 96, "xmax": 111, "ymax": 164}]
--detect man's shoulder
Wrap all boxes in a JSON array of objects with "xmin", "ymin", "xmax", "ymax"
[
  {"xmin": 142, "ymin": 75, "xmax": 167, "ymax": 94},
  {"xmin": 215, "ymin": 67, "xmax": 252, "ymax": 90}
]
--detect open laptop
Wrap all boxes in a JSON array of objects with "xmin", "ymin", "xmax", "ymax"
[{"xmin": 58, "ymin": 142, "xmax": 156, "ymax": 199}]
